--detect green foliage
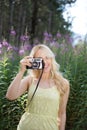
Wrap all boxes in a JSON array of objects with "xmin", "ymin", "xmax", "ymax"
[
  {"xmin": 50, "ymin": 42, "xmax": 87, "ymax": 130},
  {"xmin": 0, "ymin": 40, "xmax": 87, "ymax": 130},
  {"xmin": 0, "ymin": 56, "xmax": 25, "ymax": 130},
  {"xmin": 56, "ymin": 44, "xmax": 87, "ymax": 130}
]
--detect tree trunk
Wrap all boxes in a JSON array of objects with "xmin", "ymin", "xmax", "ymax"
[
  {"xmin": 9, "ymin": 0, "xmax": 15, "ymax": 42},
  {"xmin": 16, "ymin": 2, "xmax": 23, "ymax": 47},
  {"xmin": 30, "ymin": 0, "xmax": 39, "ymax": 45},
  {"xmin": 48, "ymin": 11, "xmax": 53, "ymax": 33},
  {"xmin": 21, "ymin": 10, "xmax": 26, "ymax": 35},
  {"xmin": 0, "ymin": 1, "xmax": 3, "ymax": 40}
]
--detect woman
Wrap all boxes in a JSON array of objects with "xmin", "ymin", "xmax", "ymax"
[{"xmin": 6, "ymin": 44, "xmax": 70, "ymax": 130}]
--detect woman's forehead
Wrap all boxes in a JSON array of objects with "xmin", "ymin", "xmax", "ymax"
[{"xmin": 35, "ymin": 49, "xmax": 51, "ymax": 57}]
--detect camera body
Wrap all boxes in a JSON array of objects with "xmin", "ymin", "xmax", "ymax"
[{"xmin": 26, "ymin": 58, "xmax": 44, "ymax": 69}]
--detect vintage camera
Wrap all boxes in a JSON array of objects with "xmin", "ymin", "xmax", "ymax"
[{"xmin": 26, "ymin": 58, "xmax": 44, "ymax": 69}]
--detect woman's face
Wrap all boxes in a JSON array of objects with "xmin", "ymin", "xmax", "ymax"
[{"xmin": 35, "ymin": 49, "xmax": 52, "ymax": 73}]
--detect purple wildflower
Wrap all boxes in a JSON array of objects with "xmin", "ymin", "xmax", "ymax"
[
  {"xmin": 2, "ymin": 40, "xmax": 9, "ymax": 47},
  {"xmin": 44, "ymin": 36, "xmax": 50, "ymax": 42},
  {"xmin": 44, "ymin": 32, "xmax": 49, "ymax": 37},
  {"xmin": 54, "ymin": 42, "xmax": 60, "ymax": 48},
  {"xmin": 19, "ymin": 49, "xmax": 25, "ymax": 55},
  {"xmin": 13, "ymin": 46, "xmax": 19, "ymax": 52},
  {"xmin": 24, "ymin": 35, "xmax": 29, "ymax": 41},
  {"xmin": 34, "ymin": 38, "xmax": 39, "ymax": 45},
  {"xmin": 43, "ymin": 32, "xmax": 53, "ymax": 43},
  {"xmin": 0, "ymin": 43, "xmax": 2, "ymax": 48},
  {"xmin": 10, "ymin": 30, "xmax": 16, "ymax": 36},
  {"xmin": 59, "ymin": 44, "xmax": 65, "ymax": 48},
  {"xmin": 20, "ymin": 35, "xmax": 25, "ymax": 42},
  {"xmin": 50, "ymin": 40, "xmax": 56, "ymax": 47},
  {"xmin": 64, "ymin": 34, "xmax": 69, "ymax": 39},
  {"xmin": 49, "ymin": 33, "xmax": 52, "ymax": 38},
  {"xmin": 7, "ymin": 45, "xmax": 13, "ymax": 51},
  {"xmin": 20, "ymin": 35, "xmax": 29, "ymax": 42},
  {"xmin": 68, "ymin": 37, "xmax": 73, "ymax": 45},
  {"xmin": 56, "ymin": 32, "xmax": 61, "ymax": 38},
  {"xmin": 24, "ymin": 44, "xmax": 32, "ymax": 51}
]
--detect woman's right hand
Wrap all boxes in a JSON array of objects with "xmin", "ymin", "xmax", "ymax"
[
  {"xmin": 20, "ymin": 56, "xmax": 32, "ymax": 73},
  {"xmin": 6, "ymin": 56, "xmax": 32, "ymax": 100}
]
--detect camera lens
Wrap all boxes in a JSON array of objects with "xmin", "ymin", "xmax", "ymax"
[{"xmin": 33, "ymin": 62, "xmax": 38, "ymax": 67}]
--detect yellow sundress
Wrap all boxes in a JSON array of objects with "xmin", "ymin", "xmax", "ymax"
[{"xmin": 17, "ymin": 81, "xmax": 60, "ymax": 130}]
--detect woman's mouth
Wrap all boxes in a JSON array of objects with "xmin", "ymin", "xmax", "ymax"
[{"xmin": 44, "ymin": 65, "xmax": 49, "ymax": 69}]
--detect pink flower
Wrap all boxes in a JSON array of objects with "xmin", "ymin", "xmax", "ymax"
[
  {"xmin": 24, "ymin": 44, "xmax": 32, "ymax": 51},
  {"xmin": 7, "ymin": 45, "xmax": 13, "ymax": 51},
  {"xmin": 44, "ymin": 32, "xmax": 49, "ymax": 37},
  {"xmin": 56, "ymin": 32, "xmax": 61, "ymax": 38},
  {"xmin": 20, "ymin": 35, "xmax": 29, "ymax": 42},
  {"xmin": 19, "ymin": 49, "xmax": 25, "ymax": 55},
  {"xmin": 20, "ymin": 35, "xmax": 25, "ymax": 42},
  {"xmin": 2, "ymin": 40, "xmax": 9, "ymax": 47},
  {"xmin": 0, "ymin": 43, "xmax": 2, "ymax": 48},
  {"xmin": 10, "ymin": 30, "xmax": 16, "ymax": 36}
]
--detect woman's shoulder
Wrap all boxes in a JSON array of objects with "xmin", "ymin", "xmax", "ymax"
[
  {"xmin": 23, "ymin": 75, "xmax": 34, "ymax": 85},
  {"xmin": 59, "ymin": 73, "xmax": 70, "ymax": 87},
  {"xmin": 63, "ymin": 78, "xmax": 70, "ymax": 90},
  {"xmin": 63, "ymin": 78, "xmax": 70, "ymax": 91},
  {"xmin": 64, "ymin": 78, "xmax": 69, "ymax": 85}
]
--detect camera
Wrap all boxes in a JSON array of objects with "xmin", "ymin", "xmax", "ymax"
[{"xmin": 26, "ymin": 58, "xmax": 44, "ymax": 69}]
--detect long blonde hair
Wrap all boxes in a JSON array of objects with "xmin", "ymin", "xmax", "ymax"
[{"xmin": 29, "ymin": 44, "xmax": 69, "ymax": 95}]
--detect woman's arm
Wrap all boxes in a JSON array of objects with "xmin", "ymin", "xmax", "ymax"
[
  {"xmin": 6, "ymin": 56, "xmax": 32, "ymax": 100},
  {"xmin": 58, "ymin": 80, "xmax": 70, "ymax": 130},
  {"xmin": 6, "ymin": 72, "xmax": 30, "ymax": 100}
]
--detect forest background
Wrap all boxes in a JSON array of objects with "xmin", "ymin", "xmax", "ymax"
[{"xmin": 0, "ymin": 0, "xmax": 87, "ymax": 130}]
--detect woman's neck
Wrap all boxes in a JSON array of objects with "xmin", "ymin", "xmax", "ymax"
[{"xmin": 41, "ymin": 72, "xmax": 51, "ymax": 80}]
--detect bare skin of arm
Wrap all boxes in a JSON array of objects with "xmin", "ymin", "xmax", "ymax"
[
  {"xmin": 58, "ymin": 80, "xmax": 70, "ymax": 130},
  {"xmin": 6, "ymin": 56, "xmax": 32, "ymax": 100}
]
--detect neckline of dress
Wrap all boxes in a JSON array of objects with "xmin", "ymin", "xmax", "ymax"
[
  {"xmin": 30, "ymin": 83, "xmax": 57, "ymax": 90},
  {"xmin": 38, "ymin": 86, "xmax": 56, "ymax": 90},
  {"xmin": 32, "ymin": 78, "xmax": 56, "ymax": 90}
]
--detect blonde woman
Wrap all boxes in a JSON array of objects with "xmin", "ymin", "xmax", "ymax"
[{"xmin": 6, "ymin": 44, "xmax": 70, "ymax": 130}]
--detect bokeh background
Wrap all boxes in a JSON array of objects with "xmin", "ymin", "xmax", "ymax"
[{"xmin": 0, "ymin": 0, "xmax": 87, "ymax": 130}]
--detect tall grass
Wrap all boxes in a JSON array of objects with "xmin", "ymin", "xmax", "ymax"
[
  {"xmin": 65, "ymin": 44, "xmax": 87, "ymax": 130},
  {"xmin": 0, "ymin": 56, "xmax": 28, "ymax": 130},
  {"xmin": 0, "ymin": 33, "xmax": 87, "ymax": 130}
]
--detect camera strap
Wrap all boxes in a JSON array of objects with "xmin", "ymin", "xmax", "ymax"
[{"xmin": 28, "ymin": 69, "xmax": 44, "ymax": 106}]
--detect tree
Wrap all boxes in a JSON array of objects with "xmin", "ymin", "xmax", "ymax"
[{"xmin": 0, "ymin": 0, "xmax": 76, "ymax": 46}]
